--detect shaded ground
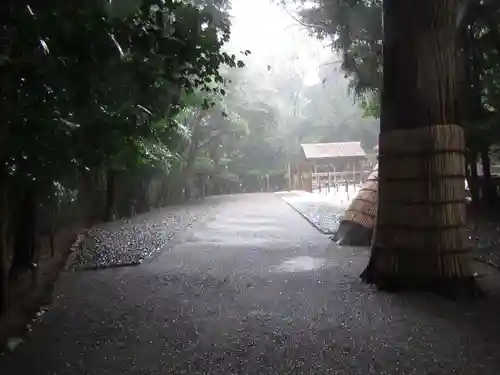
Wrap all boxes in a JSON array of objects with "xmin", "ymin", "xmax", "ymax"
[
  {"xmin": 2, "ymin": 193, "xmax": 500, "ymax": 374},
  {"xmin": 467, "ymin": 217, "xmax": 500, "ymax": 268}
]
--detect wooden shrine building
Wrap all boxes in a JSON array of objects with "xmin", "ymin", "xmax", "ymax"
[{"xmin": 289, "ymin": 141, "xmax": 368, "ymax": 192}]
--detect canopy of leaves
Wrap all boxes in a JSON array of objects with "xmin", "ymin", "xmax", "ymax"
[
  {"xmin": 288, "ymin": 0, "xmax": 382, "ymax": 99},
  {"xmin": 175, "ymin": 50, "xmax": 379, "ymax": 192},
  {"xmin": 0, "ymin": 0, "xmax": 243, "ymax": 191},
  {"xmin": 288, "ymin": 0, "xmax": 500, "ymax": 154}
]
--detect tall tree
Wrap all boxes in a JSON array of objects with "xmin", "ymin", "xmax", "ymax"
[
  {"xmin": 293, "ymin": 0, "xmax": 500, "ymax": 206},
  {"xmin": 361, "ymin": 0, "xmax": 475, "ymax": 293},
  {"xmin": 289, "ymin": 0, "xmax": 383, "ymax": 114},
  {"xmin": 1, "ymin": 0, "xmax": 242, "ymax": 282}
]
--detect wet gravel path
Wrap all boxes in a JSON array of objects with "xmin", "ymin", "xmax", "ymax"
[
  {"xmin": 279, "ymin": 191, "xmax": 500, "ymax": 270},
  {"xmin": 276, "ymin": 191, "xmax": 345, "ymax": 234},
  {"xmin": 465, "ymin": 215, "xmax": 500, "ymax": 268},
  {"xmin": 2, "ymin": 193, "xmax": 500, "ymax": 374},
  {"xmin": 69, "ymin": 200, "xmax": 217, "ymax": 270}
]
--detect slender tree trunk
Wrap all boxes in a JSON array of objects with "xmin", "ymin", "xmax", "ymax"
[
  {"xmin": 104, "ymin": 169, "xmax": 116, "ymax": 222},
  {"xmin": 470, "ymin": 153, "xmax": 478, "ymax": 180},
  {"xmin": 467, "ymin": 149, "xmax": 479, "ymax": 205},
  {"xmin": 480, "ymin": 147, "xmax": 494, "ymax": 206},
  {"xmin": 179, "ymin": 141, "xmax": 197, "ymax": 202},
  {"xmin": 467, "ymin": 22, "xmax": 485, "ymax": 207},
  {"xmin": 141, "ymin": 175, "xmax": 151, "ymax": 213},
  {"xmin": 480, "ymin": 149, "xmax": 491, "ymax": 180},
  {"xmin": 80, "ymin": 170, "xmax": 97, "ymax": 224},
  {"xmin": 0, "ymin": 184, "xmax": 8, "ymax": 312},
  {"xmin": 199, "ymin": 175, "xmax": 206, "ymax": 199},
  {"xmin": 362, "ymin": 0, "xmax": 475, "ymax": 294},
  {"xmin": 177, "ymin": 110, "xmax": 206, "ymax": 202},
  {"xmin": 10, "ymin": 184, "xmax": 38, "ymax": 279}
]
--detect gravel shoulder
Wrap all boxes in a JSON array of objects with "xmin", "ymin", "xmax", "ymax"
[
  {"xmin": 276, "ymin": 190, "xmax": 345, "ymax": 234},
  {"xmin": 68, "ymin": 199, "xmax": 221, "ymax": 270}
]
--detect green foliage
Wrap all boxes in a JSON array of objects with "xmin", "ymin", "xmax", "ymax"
[
  {"xmin": 175, "ymin": 55, "xmax": 378, "ymax": 193},
  {"xmin": 0, "ymin": 0, "xmax": 242, "ymax": 189},
  {"xmin": 289, "ymin": 0, "xmax": 500, "ymax": 154},
  {"xmin": 359, "ymin": 91, "xmax": 381, "ymax": 119},
  {"xmin": 0, "ymin": 0, "xmax": 254, "ymax": 304},
  {"xmin": 173, "ymin": 65, "xmax": 285, "ymax": 191},
  {"xmin": 289, "ymin": 0, "xmax": 383, "ymax": 99}
]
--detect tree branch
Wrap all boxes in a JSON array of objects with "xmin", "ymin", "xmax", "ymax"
[
  {"xmin": 282, "ymin": 6, "xmax": 331, "ymax": 32},
  {"xmin": 194, "ymin": 131, "xmax": 224, "ymax": 151},
  {"xmin": 320, "ymin": 60, "xmax": 342, "ymax": 67}
]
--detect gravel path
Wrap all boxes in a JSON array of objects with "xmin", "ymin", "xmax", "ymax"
[
  {"xmin": 278, "ymin": 190, "xmax": 500, "ymax": 270},
  {"xmin": 467, "ymin": 221, "xmax": 500, "ymax": 268},
  {"xmin": 68, "ymin": 200, "xmax": 218, "ymax": 270},
  {"xmin": 276, "ymin": 191, "xmax": 345, "ymax": 234},
  {"xmin": 2, "ymin": 193, "xmax": 500, "ymax": 374}
]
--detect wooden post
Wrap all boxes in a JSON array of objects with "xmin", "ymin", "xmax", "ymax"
[
  {"xmin": 287, "ymin": 163, "xmax": 292, "ymax": 191},
  {"xmin": 328, "ymin": 171, "xmax": 332, "ymax": 193},
  {"xmin": 334, "ymin": 169, "xmax": 338, "ymax": 191},
  {"xmin": 310, "ymin": 169, "xmax": 313, "ymax": 192},
  {"xmin": 313, "ymin": 165, "xmax": 317, "ymax": 192},
  {"xmin": 353, "ymin": 159, "xmax": 356, "ymax": 184},
  {"xmin": 297, "ymin": 166, "xmax": 301, "ymax": 190}
]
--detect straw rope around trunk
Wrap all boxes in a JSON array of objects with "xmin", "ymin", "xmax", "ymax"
[
  {"xmin": 364, "ymin": 124, "xmax": 474, "ymax": 291},
  {"xmin": 335, "ymin": 166, "xmax": 378, "ymax": 246}
]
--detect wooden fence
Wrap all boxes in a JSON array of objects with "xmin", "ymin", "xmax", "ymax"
[{"xmin": 312, "ymin": 170, "xmax": 371, "ymax": 191}]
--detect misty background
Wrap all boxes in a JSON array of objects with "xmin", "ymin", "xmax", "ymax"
[{"xmin": 176, "ymin": 0, "xmax": 379, "ymax": 194}]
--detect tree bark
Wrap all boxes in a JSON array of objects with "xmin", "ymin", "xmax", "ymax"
[
  {"xmin": 461, "ymin": 19, "xmax": 480, "ymax": 206},
  {"xmin": 467, "ymin": 149, "xmax": 479, "ymax": 205},
  {"xmin": 470, "ymin": 153, "xmax": 478, "ymax": 180},
  {"xmin": 362, "ymin": 0, "xmax": 475, "ymax": 294},
  {"xmin": 10, "ymin": 184, "xmax": 38, "ymax": 279},
  {"xmin": 178, "ymin": 137, "xmax": 197, "ymax": 202},
  {"xmin": 199, "ymin": 175, "xmax": 206, "ymax": 199},
  {"xmin": 480, "ymin": 146, "xmax": 494, "ymax": 206},
  {"xmin": 104, "ymin": 169, "xmax": 116, "ymax": 222},
  {"xmin": 0, "ymin": 185, "xmax": 8, "ymax": 312}
]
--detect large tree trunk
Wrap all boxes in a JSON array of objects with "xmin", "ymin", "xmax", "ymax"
[{"xmin": 362, "ymin": 0, "xmax": 475, "ymax": 294}]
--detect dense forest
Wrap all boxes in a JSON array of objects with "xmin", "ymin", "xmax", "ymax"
[
  {"xmin": 0, "ymin": 0, "xmax": 240, "ymax": 312},
  {"xmin": 0, "ymin": 0, "xmax": 377, "ymax": 313},
  {"xmin": 3, "ymin": 0, "xmax": 500, "ymax": 366},
  {"xmin": 6, "ymin": 0, "xmax": 498, "ymax": 314}
]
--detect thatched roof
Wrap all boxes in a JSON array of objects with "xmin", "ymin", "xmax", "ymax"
[{"xmin": 301, "ymin": 141, "xmax": 366, "ymax": 160}]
